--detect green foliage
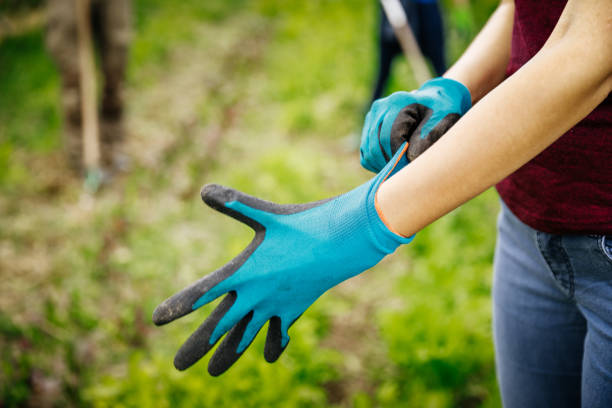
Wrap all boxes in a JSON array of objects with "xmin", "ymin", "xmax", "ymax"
[
  {"xmin": 1, "ymin": 0, "xmax": 502, "ymax": 406},
  {"xmin": 83, "ymin": 317, "xmax": 341, "ymax": 408},
  {"xmin": 0, "ymin": 30, "xmax": 60, "ymax": 151},
  {"xmin": 0, "ymin": 0, "xmax": 43, "ymax": 13}
]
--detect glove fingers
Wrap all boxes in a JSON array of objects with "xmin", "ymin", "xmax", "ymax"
[
  {"xmin": 153, "ymin": 218, "xmax": 268, "ymax": 326},
  {"xmin": 209, "ymin": 297, "xmax": 249, "ymax": 345},
  {"xmin": 237, "ymin": 313, "xmax": 266, "ymax": 353},
  {"xmin": 202, "ymin": 183, "xmax": 332, "ymax": 221},
  {"xmin": 173, "ymin": 291, "xmax": 237, "ymax": 371},
  {"xmin": 407, "ymin": 112, "xmax": 461, "ymax": 161},
  {"xmin": 366, "ymin": 103, "xmax": 425, "ymax": 173},
  {"xmin": 201, "ymin": 184, "xmax": 274, "ymax": 229},
  {"xmin": 263, "ymin": 314, "xmax": 300, "ymax": 363},
  {"xmin": 207, "ymin": 311, "xmax": 266, "ymax": 376},
  {"xmin": 264, "ymin": 316, "xmax": 285, "ymax": 363},
  {"xmin": 372, "ymin": 119, "xmax": 390, "ymax": 171},
  {"xmin": 152, "ymin": 268, "xmax": 233, "ymax": 325},
  {"xmin": 390, "ymin": 103, "xmax": 426, "ymax": 153},
  {"xmin": 360, "ymin": 110, "xmax": 377, "ymax": 170},
  {"xmin": 361, "ymin": 117, "xmax": 387, "ymax": 173}
]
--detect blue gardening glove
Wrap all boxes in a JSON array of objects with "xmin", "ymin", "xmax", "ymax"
[
  {"xmin": 360, "ymin": 77, "xmax": 471, "ymax": 173},
  {"xmin": 153, "ymin": 144, "xmax": 414, "ymax": 376}
]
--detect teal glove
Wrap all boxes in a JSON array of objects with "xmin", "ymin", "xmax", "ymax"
[
  {"xmin": 153, "ymin": 144, "xmax": 413, "ymax": 376},
  {"xmin": 360, "ymin": 77, "xmax": 471, "ymax": 173}
]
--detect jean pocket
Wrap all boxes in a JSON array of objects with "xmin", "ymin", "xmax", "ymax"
[{"xmin": 599, "ymin": 236, "xmax": 612, "ymax": 264}]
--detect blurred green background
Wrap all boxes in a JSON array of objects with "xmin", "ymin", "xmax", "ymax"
[{"xmin": 0, "ymin": 0, "xmax": 501, "ymax": 406}]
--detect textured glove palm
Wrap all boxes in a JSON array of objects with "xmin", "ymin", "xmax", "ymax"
[
  {"xmin": 360, "ymin": 77, "xmax": 471, "ymax": 172},
  {"xmin": 153, "ymin": 144, "xmax": 413, "ymax": 376}
]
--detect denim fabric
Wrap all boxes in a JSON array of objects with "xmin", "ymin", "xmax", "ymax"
[{"xmin": 493, "ymin": 200, "xmax": 612, "ymax": 407}]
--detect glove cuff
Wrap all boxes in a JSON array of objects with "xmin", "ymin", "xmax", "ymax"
[
  {"xmin": 366, "ymin": 143, "xmax": 415, "ymax": 250},
  {"xmin": 374, "ymin": 193, "xmax": 414, "ymax": 241}
]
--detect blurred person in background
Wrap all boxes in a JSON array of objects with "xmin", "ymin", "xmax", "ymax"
[
  {"xmin": 46, "ymin": 0, "xmax": 131, "ymax": 174},
  {"xmin": 155, "ymin": 0, "xmax": 611, "ymax": 405},
  {"xmin": 369, "ymin": 0, "xmax": 446, "ymax": 105}
]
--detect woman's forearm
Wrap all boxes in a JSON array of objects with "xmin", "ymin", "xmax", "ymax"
[
  {"xmin": 378, "ymin": 0, "xmax": 612, "ymax": 237},
  {"xmin": 444, "ymin": 0, "xmax": 515, "ymax": 103}
]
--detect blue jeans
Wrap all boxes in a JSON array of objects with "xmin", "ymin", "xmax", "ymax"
[{"xmin": 493, "ymin": 200, "xmax": 612, "ymax": 407}]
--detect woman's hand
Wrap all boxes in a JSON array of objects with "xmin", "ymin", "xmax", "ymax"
[{"xmin": 360, "ymin": 77, "xmax": 471, "ymax": 172}]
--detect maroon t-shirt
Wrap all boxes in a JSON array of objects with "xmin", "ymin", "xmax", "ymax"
[{"xmin": 496, "ymin": 0, "xmax": 612, "ymax": 234}]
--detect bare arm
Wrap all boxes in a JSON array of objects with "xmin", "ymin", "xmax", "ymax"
[
  {"xmin": 378, "ymin": 0, "xmax": 612, "ymax": 237},
  {"xmin": 444, "ymin": 0, "xmax": 515, "ymax": 103}
]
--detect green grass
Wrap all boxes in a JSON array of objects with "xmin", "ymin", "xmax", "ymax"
[
  {"xmin": 0, "ymin": 29, "xmax": 61, "ymax": 190},
  {"xmin": 1, "ymin": 1, "xmax": 501, "ymax": 406},
  {"xmin": 0, "ymin": 29, "xmax": 60, "ymax": 151}
]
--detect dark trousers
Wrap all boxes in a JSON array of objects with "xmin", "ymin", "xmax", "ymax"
[
  {"xmin": 370, "ymin": 0, "xmax": 446, "ymax": 105},
  {"xmin": 46, "ymin": 0, "xmax": 131, "ymax": 170}
]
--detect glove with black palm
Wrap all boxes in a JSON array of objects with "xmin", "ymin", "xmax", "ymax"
[
  {"xmin": 153, "ymin": 144, "xmax": 414, "ymax": 376},
  {"xmin": 360, "ymin": 77, "xmax": 471, "ymax": 172}
]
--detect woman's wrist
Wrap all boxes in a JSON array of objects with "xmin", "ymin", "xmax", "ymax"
[
  {"xmin": 442, "ymin": 0, "xmax": 515, "ymax": 103},
  {"xmin": 375, "ymin": 176, "xmax": 418, "ymax": 238}
]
